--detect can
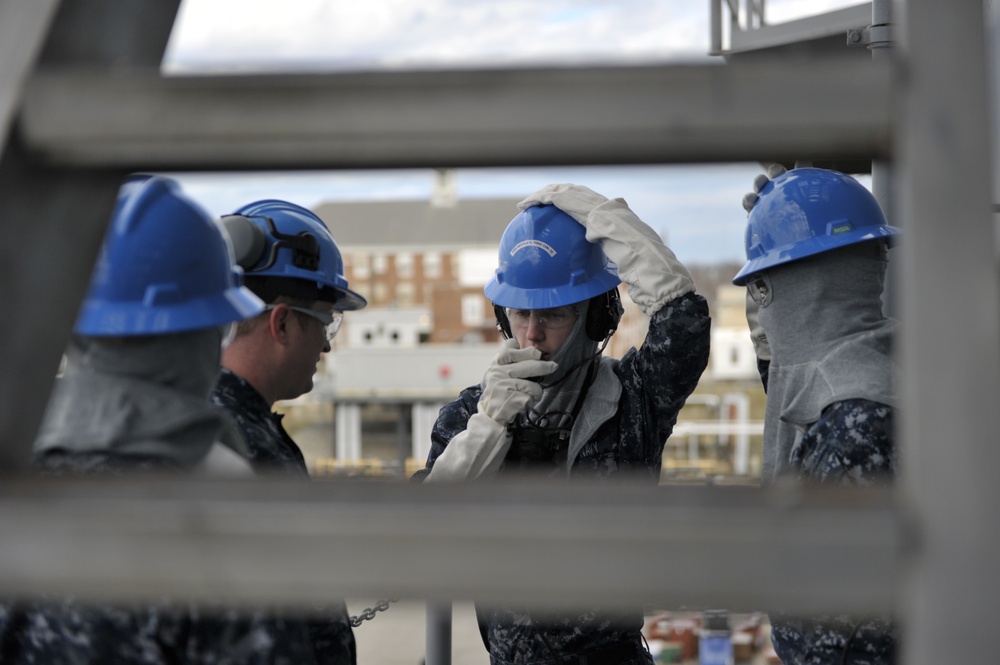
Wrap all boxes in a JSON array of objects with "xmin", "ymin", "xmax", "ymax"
[{"xmin": 699, "ymin": 610, "xmax": 734, "ymax": 665}]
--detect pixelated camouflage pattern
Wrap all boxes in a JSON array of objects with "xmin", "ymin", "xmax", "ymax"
[
  {"xmin": 771, "ymin": 398, "xmax": 897, "ymax": 665},
  {"xmin": 790, "ymin": 399, "xmax": 895, "ymax": 485},
  {"xmin": 210, "ymin": 367, "xmax": 357, "ymax": 663},
  {"xmin": 426, "ymin": 293, "xmax": 711, "ymax": 665},
  {"xmin": 210, "ymin": 369, "xmax": 309, "ymax": 476},
  {"xmin": 0, "ymin": 451, "xmax": 356, "ymax": 665},
  {"xmin": 770, "ymin": 613, "xmax": 896, "ymax": 665},
  {"xmin": 0, "ymin": 598, "xmax": 354, "ymax": 665}
]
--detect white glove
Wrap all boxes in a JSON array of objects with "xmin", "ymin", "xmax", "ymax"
[
  {"xmin": 741, "ymin": 163, "xmax": 787, "ymax": 213},
  {"xmin": 741, "ymin": 161, "xmax": 816, "ymax": 212},
  {"xmin": 519, "ymin": 183, "xmax": 694, "ymax": 315},
  {"xmin": 478, "ymin": 339, "xmax": 557, "ymax": 424},
  {"xmin": 425, "ymin": 340, "xmax": 556, "ymax": 482}
]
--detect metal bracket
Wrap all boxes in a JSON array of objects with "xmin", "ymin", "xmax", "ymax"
[{"xmin": 847, "ymin": 24, "xmax": 893, "ymax": 49}]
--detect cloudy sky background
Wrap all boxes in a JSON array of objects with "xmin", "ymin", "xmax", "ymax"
[{"xmin": 162, "ymin": 0, "xmax": 867, "ymax": 265}]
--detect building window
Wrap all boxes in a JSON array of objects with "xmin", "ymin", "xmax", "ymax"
[
  {"xmin": 352, "ymin": 253, "xmax": 370, "ymax": 280},
  {"xmin": 424, "ymin": 252, "xmax": 442, "ymax": 279},
  {"xmin": 396, "ymin": 282, "xmax": 414, "ymax": 307},
  {"xmin": 372, "ymin": 253, "xmax": 388, "ymax": 275},
  {"xmin": 462, "ymin": 294, "xmax": 484, "ymax": 326},
  {"xmin": 396, "ymin": 252, "xmax": 414, "ymax": 279}
]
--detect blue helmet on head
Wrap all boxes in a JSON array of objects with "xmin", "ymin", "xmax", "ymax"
[
  {"xmin": 484, "ymin": 204, "xmax": 621, "ymax": 310},
  {"xmin": 732, "ymin": 168, "xmax": 900, "ymax": 286},
  {"xmin": 74, "ymin": 175, "xmax": 264, "ymax": 337},
  {"xmin": 221, "ymin": 200, "xmax": 366, "ymax": 311}
]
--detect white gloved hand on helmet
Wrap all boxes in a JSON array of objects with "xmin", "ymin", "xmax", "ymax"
[
  {"xmin": 519, "ymin": 183, "xmax": 695, "ymax": 315},
  {"xmin": 742, "ymin": 163, "xmax": 788, "ymax": 213},
  {"xmin": 425, "ymin": 339, "xmax": 557, "ymax": 482},
  {"xmin": 742, "ymin": 161, "xmax": 814, "ymax": 211}
]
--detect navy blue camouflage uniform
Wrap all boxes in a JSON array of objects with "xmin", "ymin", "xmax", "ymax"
[
  {"xmin": 210, "ymin": 367, "xmax": 357, "ymax": 664},
  {"xmin": 738, "ymin": 167, "xmax": 898, "ymax": 665},
  {"xmin": 0, "ymin": 451, "xmax": 350, "ymax": 665},
  {"xmin": 425, "ymin": 292, "xmax": 711, "ymax": 665},
  {"xmin": 211, "ymin": 368, "xmax": 310, "ymax": 476},
  {"xmin": 759, "ymin": 360, "xmax": 898, "ymax": 665}
]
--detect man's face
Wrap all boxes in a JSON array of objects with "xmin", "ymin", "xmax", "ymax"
[
  {"xmin": 284, "ymin": 300, "xmax": 338, "ymax": 399},
  {"xmin": 505, "ymin": 305, "xmax": 578, "ymax": 360}
]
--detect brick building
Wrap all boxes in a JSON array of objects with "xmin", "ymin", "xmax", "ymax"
[{"xmin": 313, "ymin": 179, "xmax": 517, "ymax": 347}]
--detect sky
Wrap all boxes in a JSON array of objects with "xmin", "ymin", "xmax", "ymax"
[{"xmin": 161, "ymin": 0, "xmax": 869, "ymax": 266}]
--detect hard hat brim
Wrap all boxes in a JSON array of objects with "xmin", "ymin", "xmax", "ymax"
[
  {"xmin": 732, "ymin": 225, "xmax": 901, "ymax": 286},
  {"xmin": 484, "ymin": 270, "xmax": 621, "ymax": 310},
  {"xmin": 75, "ymin": 286, "xmax": 264, "ymax": 337}
]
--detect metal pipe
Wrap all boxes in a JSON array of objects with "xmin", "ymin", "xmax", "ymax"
[
  {"xmin": 720, "ymin": 393, "xmax": 752, "ymax": 476},
  {"xmin": 869, "ymin": 0, "xmax": 894, "ymax": 317},
  {"xmin": 710, "ymin": 0, "xmax": 723, "ymax": 55},
  {"xmin": 426, "ymin": 601, "xmax": 452, "ymax": 665}
]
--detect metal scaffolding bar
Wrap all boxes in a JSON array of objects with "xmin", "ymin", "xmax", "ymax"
[
  {"xmin": 0, "ymin": 0, "xmax": 997, "ymax": 662},
  {"xmin": 0, "ymin": 478, "xmax": 897, "ymax": 615},
  {"xmin": 896, "ymin": 1, "xmax": 1000, "ymax": 664},
  {"xmin": 18, "ymin": 60, "xmax": 892, "ymax": 170}
]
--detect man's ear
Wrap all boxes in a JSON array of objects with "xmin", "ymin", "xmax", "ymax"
[{"xmin": 266, "ymin": 304, "xmax": 293, "ymax": 345}]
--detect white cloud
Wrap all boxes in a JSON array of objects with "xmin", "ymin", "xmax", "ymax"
[
  {"xmin": 164, "ymin": 0, "xmax": 713, "ymax": 73},
  {"xmin": 164, "ymin": 0, "xmax": 865, "ymax": 72}
]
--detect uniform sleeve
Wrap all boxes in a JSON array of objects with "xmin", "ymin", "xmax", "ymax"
[
  {"xmin": 618, "ymin": 292, "xmax": 711, "ymax": 446},
  {"xmin": 790, "ymin": 398, "xmax": 896, "ymax": 485},
  {"xmin": 422, "ymin": 387, "xmax": 480, "ymax": 471}
]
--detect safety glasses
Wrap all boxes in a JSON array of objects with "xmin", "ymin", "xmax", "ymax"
[
  {"xmin": 266, "ymin": 304, "xmax": 343, "ymax": 341},
  {"xmin": 505, "ymin": 306, "xmax": 578, "ymax": 331}
]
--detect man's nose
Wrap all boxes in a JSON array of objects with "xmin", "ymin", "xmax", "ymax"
[{"xmin": 525, "ymin": 315, "xmax": 545, "ymax": 340}]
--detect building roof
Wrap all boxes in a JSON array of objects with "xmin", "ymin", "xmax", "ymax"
[{"xmin": 312, "ymin": 197, "xmax": 521, "ymax": 249}]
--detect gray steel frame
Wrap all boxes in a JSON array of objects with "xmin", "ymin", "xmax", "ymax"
[{"xmin": 0, "ymin": 1, "xmax": 996, "ymax": 663}]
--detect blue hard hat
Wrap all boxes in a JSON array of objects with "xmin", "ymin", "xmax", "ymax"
[
  {"xmin": 484, "ymin": 204, "xmax": 621, "ymax": 309},
  {"xmin": 224, "ymin": 200, "xmax": 366, "ymax": 311},
  {"xmin": 733, "ymin": 168, "xmax": 900, "ymax": 285},
  {"xmin": 74, "ymin": 176, "xmax": 264, "ymax": 337}
]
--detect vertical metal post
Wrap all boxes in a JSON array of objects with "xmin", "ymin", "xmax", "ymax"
[
  {"xmin": 710, "ymin": 0, "xmax": 723, "ymax": 55},
  {"xmin": 335, "ymin": 403, "xmax": 362, "ymax": 461},
  {"xmin": 397, "ymin": 402, "xmax": 412, "ymax": 473},
  {"xmin": 0, "ymin": 141, "xmax": 126, "ymax": 472},
  {"xmin": 426, "ymin": 601, "xmax": 452, "ymax": 665},
  {"xmin": 0, "ymin": 0, "xmax": 183, "ymax": 473},
  {"xmin": 895, "ymin": 1, "xmax": 1000, "ymax": 663},
  {"xmin": 869, "ymin": 0, "xmax": 895, "ymax": 317},
  {"xmin": 721, "ymin": 393, "xmax": 750, "ymax": 475},
  {"xmin": 869, "ymin": 0, "xmax": 893, "ymax": 217}
]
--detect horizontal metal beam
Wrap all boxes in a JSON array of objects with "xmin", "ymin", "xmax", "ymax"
[
  {"xmin": 0, "ymin": 477, "xmax": 899, "ymax": 614},
  {"xmin": 729, "ymin": 4, "xmax": 873, "ymax": 54},
  {"xmin": 17, "ymin": 60, "xmax": 892, "ymax": 171}
]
